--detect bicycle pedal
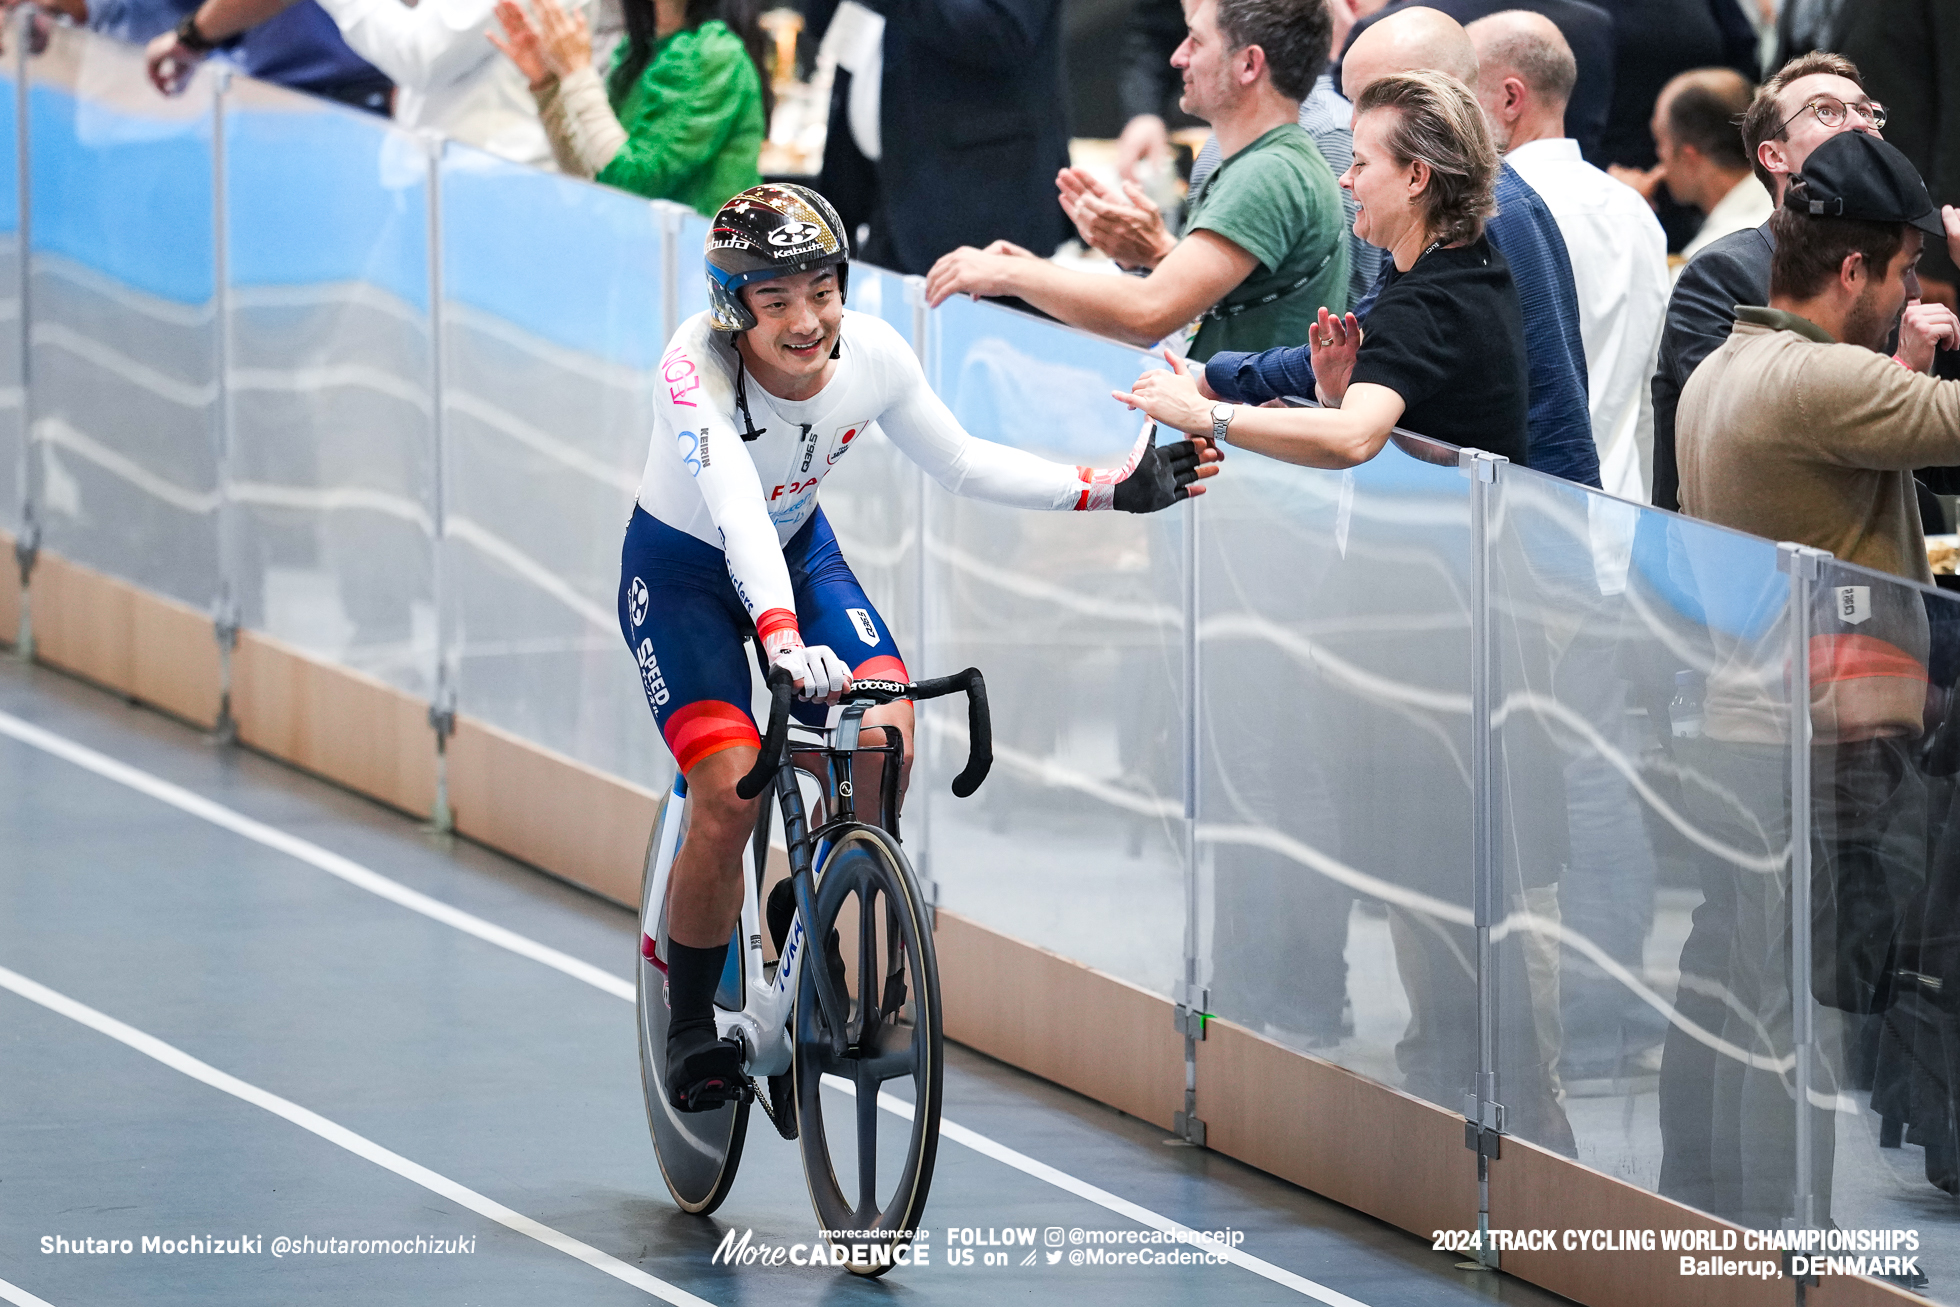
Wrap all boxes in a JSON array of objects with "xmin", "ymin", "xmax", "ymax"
[{"xmin": 672, "ymin": 1074, "xmax": 754, "ymax": 1114}]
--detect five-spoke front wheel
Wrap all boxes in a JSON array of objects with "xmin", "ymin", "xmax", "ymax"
[{"xmin": 792, "ymin": 825, "xmax": 943, "ymax": 1277}]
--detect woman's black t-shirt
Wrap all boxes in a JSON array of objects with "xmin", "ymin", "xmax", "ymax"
[{"xmin": 1347, "ymin": 237, "xmax": 1529, "ymax": 464}]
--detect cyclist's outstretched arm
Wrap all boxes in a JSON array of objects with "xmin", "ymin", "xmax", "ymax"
[{"xmin": 874, "ymin": 339, "xmax": 1215, "ymax": 513}]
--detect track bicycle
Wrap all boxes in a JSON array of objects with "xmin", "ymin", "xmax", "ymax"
[{"xmin": 636, "ymin": 660, "xmax": 992, "ymax": 1276}]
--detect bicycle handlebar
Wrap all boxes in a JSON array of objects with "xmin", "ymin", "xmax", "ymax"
[
  {"xmin": 735, "ymin": 667, "xmax": 797, "ymax": 800},
  {"xmin": 905, "ymin": 668, "xmax": 993, "ymax": 798},
  {"xmin": 732, "ymin": 666, "xmax": 993, "ymax": 801}
]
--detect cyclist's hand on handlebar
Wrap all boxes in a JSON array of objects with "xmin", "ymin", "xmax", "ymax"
[{"xmin": 763, "ymin": 630, "xmax": 853, "ymax": 704}]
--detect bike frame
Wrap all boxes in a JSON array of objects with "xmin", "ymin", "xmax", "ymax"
[{"xmin": 641, "ymin": 703, "xmax": 897, "ymax": 1081}]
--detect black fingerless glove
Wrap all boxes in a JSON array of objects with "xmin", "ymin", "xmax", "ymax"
[{"xmin": 1111, "ymin": 432, "xmax": 1202, "ymax": 513}]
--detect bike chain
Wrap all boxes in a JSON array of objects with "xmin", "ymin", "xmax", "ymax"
[{"xmin": 753, "ymin": 1072, "xmax": 798, "ymax": 1140}]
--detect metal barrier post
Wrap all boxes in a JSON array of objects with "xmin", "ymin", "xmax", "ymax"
[
  {"xmin": 1173, "ymin": 477, "xmax": 1206, "ymax": 1146},
  {"xmin": 654, "ymin": 201, "xmax": 682, "ymax": 341},
  {"xmin": 1778, "ymin": 540, "xmax": 1827, "ymax": 1236},
  {"xmin": 1460, "ymin": 446, "xmax": 1507, "ymax": 1269},
  {"xmin": 210, "ymin": 65, "xmax": 238, "ymax": 741},
  {"xmin": 905, "ymin": 272, "xmax": 933, "ymax": 905},
  {"xmin": 12, "ymin": 5, "xmax": 35, "ymax": 658},
  {"xmin": 426, "ymin": 132, "xmax": 455, "ymax": 831}
]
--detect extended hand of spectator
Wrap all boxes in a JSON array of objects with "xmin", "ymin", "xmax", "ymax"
[
  {"xmin": 1308, "ymin": 307, "xmax": 1362, "ymax": 405},
  {"xmin": 1944, "ymin": 205, "xmax": 1960, "ymax": 273},
  {"xmin": 489, "ymin": 0, "xmax": 551, "ymax": 89},
  {"xmin": 1895, "ymin": 298, "xmax": 1960, "ymax": 373},
  {"xmin": 1114, "ymin": 114, "xmax": 1169, "ymax": 184},
  {"xmin": 923, "ymin": 245, "xmax": 1026, "ymax": 307},
  {"xmin": 1110, "ymin": 350, "xmax": 1212, "ymax": 435},
  {"xmin": 529, "ymin": 0, "xmax": 591, "ymax": 80},
  {"xmin": 1057, "ymin": 168, "xmax": 1176, "ymax": 270},
  {"xmin": 145, "ymin": 28, "xmax": 204, "ymax": 96}
]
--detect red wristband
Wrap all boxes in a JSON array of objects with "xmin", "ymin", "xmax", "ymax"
[{"xmin": 755, "ymin": 608, "xmax": 799, "ymax": 643}]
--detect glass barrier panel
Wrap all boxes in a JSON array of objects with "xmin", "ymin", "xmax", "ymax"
[
  {"xmin": 223, "ymin": 79, "xmax": 434, "ymax": 696},
  {"xmin": 1488, "ymin": 464, "xmax": 1801, "ymax": 1221},
  {"xmin": 921, "ymin": 295, "xmax": 1184, "ymax": 997},
  {"xmin": 439, "ymin": 142, "xmax": 667, "ymax": 788},
  {"xmin": 817, "ymin": 266, "xmax": 922, "ymax": 664},
  {"xmin": 0, "ymin": 42, "xmax": 19, "ymax": 539},
  {"xmin": 29, "ymin": 28, "xmax": 217, "ymax": 607},
  {"xmin": 1198, "ymin": 435, "xmax": 1471, "ymax": 1105},
  {"xmin": 848, "ymin": 261, "xmax": 913, "ymax": 341},
  {"xmin": 1805, "ymin": 555, "xmax": 1959, "ymax": 1296},
  {"xmin": 673, "ymin": 209, "xmax": 709, "ymax": 325}
]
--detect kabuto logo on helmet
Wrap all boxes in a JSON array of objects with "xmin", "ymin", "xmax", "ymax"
[
  {"xmin": 704, "ymin": 184, "xmax": 851, "ymax": 333},
  {"xmin": 767, "ymin": 221, "xmax": 824, "ymax": 248}
]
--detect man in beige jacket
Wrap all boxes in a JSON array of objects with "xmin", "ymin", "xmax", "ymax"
[{"xmin": 1672, "ymin": 129, "xmax": 1956, "ymax": 1240}]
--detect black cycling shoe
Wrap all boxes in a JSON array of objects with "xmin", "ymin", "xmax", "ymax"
[{"xmin": 666, "ymin": 1023, "xmax": 751, "ymax": 1113}]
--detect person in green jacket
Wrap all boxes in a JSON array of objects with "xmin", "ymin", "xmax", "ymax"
[{"xmin": 492, "ymin": 0, "xmax": 769, "ymax": 215}]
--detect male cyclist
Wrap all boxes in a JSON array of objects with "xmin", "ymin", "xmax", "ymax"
[{"xmin": 625, "ymin": 183, "xmax": 1217, "ymax": 1111}]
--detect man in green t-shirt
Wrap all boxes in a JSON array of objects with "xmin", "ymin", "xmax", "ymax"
[{"xmin": 921, "ymin": 0, "xmax": 1348, "ymax": 363}]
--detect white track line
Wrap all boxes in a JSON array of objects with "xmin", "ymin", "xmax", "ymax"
[
  {"xmin": 821, "ymin": 1077, "xmax": 1368, "ymax": 1307},
  {"xmin": 0, "ymin": 711, "xmax": 634, "ymax": 1001},
  {"xmin": 0, "ymin": 965, "xmax": 711, "ymax": 1307},
  {"xmin": 0, "ymin": 710, "xmax": 1367, "ymax": 1304},
  {"xmin": 0, "ymin": 1277, "xmax": 58, "ymax": 1307}
]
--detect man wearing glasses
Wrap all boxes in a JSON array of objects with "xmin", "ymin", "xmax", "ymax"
[{"xmin": 1648, "ymin": 51, "xmax": 1944, "ymax": 512}]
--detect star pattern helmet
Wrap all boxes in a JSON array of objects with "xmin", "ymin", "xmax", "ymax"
[{"xmin": 705, "ymin": 184, "xmax": 851, "ymax": 332}]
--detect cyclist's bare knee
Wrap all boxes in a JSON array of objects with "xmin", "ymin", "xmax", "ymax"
[
  {"xmin": 668, "ymin": 745, "xmax": 760, "ymax": 948},
  {"xmin": 864, "ymin": 700, "xmax": 914, "ymax": 804}
]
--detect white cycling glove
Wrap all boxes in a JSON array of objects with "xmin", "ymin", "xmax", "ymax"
[{"xmin": 763, "ymin": 630, "xmax": 854, "ymax": 703}]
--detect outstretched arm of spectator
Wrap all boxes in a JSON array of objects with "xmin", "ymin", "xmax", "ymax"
[
  {"xmin": 1117, "ymin": 349, "xmax": 1406, "ymax": 470},
  {"xmin": 924, "ymin": 229, "xmax": 1256, "ymax": 348},
  {"xmin": 1202, "ymin": 343, "xmax": 1313, "ymax": 406},
  {"xmin": 178, "ymin": 0, "xmax": 292, "ymax": 42},
  {"xmin": 146, "ymin": 0, "xmax": 296, "ymax": 92}
]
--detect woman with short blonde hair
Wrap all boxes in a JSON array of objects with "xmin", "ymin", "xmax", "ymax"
[
  {"xmin": 1353, "ymin": 69, "xmax": 1499, "ymax": 245},
  {"xmin": 1118, "ymin": 68, "xmax": 1530, "ymax": 472}
]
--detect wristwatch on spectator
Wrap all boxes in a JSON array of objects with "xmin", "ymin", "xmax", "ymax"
[
  {"xmin": 175, "ymin": 10, "xmax": 219, "ymax": 52},
  {"xmin": 1210, "ymin": 403, "xmax": 1234, "ymax": 445}
]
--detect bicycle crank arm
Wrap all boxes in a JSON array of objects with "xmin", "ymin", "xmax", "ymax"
[{"xmin": 717, "ymin": 1008, "xmax": 792, "ymax": 1078}]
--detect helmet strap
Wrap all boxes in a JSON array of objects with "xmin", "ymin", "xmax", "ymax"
[{"xmin": 733, "ymin": 351, "xmax": 769, "ymax": 443}]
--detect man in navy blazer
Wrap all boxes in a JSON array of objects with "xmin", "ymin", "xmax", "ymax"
[{"xmin": 810, "ymin": 0, "xmax": 1072, "ymax": 276}]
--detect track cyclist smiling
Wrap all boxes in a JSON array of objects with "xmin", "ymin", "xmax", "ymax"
[{"xmin": 621, "ymin": 183, "xmax": 1221, "ymax": 1112}]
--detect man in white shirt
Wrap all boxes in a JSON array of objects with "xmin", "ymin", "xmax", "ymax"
[
  {"xmin": 1655, "ymin": 68, "xmax": 1773, "ymax": 263},
  {"xmin": 1467, "ymin": 10, "xmax": 1672, "ymax": 1109},
  {"xmin": 1469, "ymin": 10, "xmax": 1668, "ymax": 501}
]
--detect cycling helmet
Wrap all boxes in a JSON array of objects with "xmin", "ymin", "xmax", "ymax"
[{"xmin": 705, "ymin": 184, "xmax": 851, "ymax": 333}]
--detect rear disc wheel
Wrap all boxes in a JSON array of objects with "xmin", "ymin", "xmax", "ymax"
[{"xmin": 637, "ymin": 790, "xmax": 750, "ymax": 1214}]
